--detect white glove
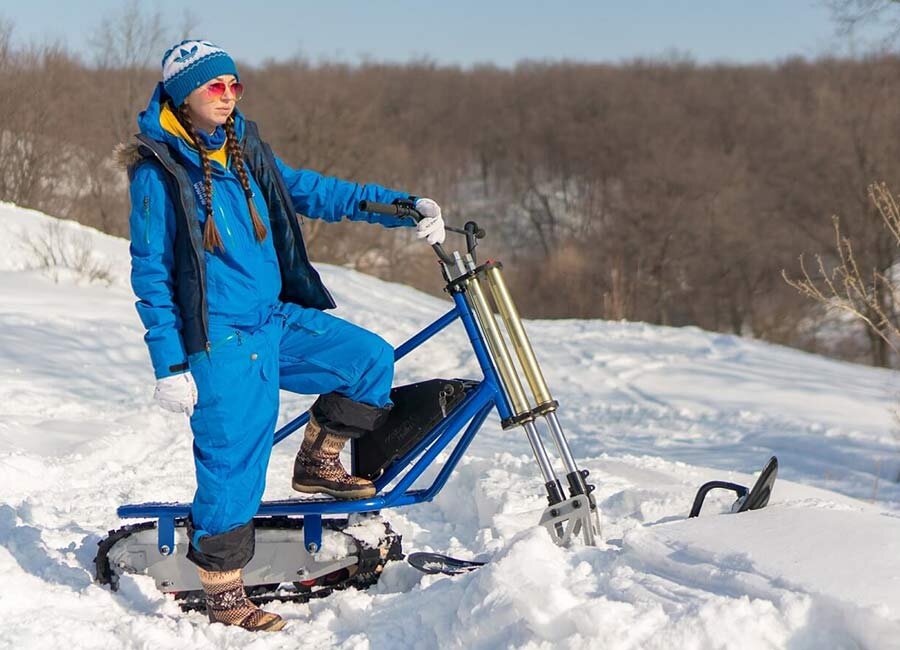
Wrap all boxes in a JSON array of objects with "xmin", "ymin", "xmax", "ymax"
[
  {"xmin": 154, "ymin": 371, "xmax": 199, "ymax": 417},
  {"xmin": 414, "ymin": 198, "xmax": 446, "ymax": 245}
]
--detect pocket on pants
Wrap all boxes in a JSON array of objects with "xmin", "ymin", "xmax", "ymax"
[
  {"xmin": 189, "ymin": 330, "xmax": 278, "ymax": 451},
  {"xmin": 283, "ymin": 305, "xmax": 330, "ymax": 337},
  {"xmin": 188, "ymin": 331, "xmax": 247, "ymax": 410}
]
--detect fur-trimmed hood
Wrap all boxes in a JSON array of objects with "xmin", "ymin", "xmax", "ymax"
[{"xmin": 113, "ymin": 140, "xmax": 144, "ymax": 172}]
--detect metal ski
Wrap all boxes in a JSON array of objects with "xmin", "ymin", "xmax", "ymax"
[{"xmin": 407, "ymin": 552, "xmax": 486, "ymax": 576}]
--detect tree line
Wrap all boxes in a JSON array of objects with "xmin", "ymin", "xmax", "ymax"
[{"xmin": 3, "ymin": 20, "xmax": 900, "ymax": 367}]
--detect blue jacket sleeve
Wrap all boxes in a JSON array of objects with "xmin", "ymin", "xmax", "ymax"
[
  {"xmin": 128, "ymin": 162, "xmax": 188, "ymax": 380},
  {"xmin": 274, "ymin": 156, "xmax": 416, "ymax": 228}
]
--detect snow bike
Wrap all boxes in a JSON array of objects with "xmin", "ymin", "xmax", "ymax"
[
  {"xmin": 95, "ymin": 200, "xmax": 600, "ymax": 608},
  {"xmin": 94, "ymin": 201, "xmax": 777, "ymax": 605}
]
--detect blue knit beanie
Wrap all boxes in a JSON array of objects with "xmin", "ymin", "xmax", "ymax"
[{"xmin": 161, "ymin": 39, "xmax": 239, "ymax": 107}]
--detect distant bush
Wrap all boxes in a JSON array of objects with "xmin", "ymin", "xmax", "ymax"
[
  {"xmin": 7, "ymin": 8, "xmax": 900, "ymax": 367},
  {"xmin": 19, "ymin": 221, "xmax": 113, "ymax": 286}
]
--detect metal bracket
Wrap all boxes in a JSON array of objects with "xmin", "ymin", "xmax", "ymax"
[
  {"xmin": 347, "ymin": 511, "xmax": 381, "ymax": 526},
  {"xmin": 688, "ymin": 481, "xmax": 748, "ymax": 518},
  {"xmin": 539, "ymin": 495, "xmax": 601, "ymax": 546},
  {"xmin": 303, "ymin": 514, "xmax": 322, "ymax": 553},
  {"xmin": 157, "ymin": 516, "xmax": 175, "ymax": 556}
]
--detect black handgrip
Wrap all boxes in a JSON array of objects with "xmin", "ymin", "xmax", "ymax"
[
  {"xmin": 358, "ymin": 200, "xmax": 420, "ymax": 221},
  {"xmin": 359, "ymin": 200, "xmax": 455, "ymax": 265}
]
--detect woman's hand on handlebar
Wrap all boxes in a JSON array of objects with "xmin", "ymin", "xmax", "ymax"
[{"xmin": 414, "ymin": 198, "xmax": 446, "ymax": 245}]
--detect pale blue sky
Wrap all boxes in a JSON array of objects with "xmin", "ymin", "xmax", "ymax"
[{"xmin": 2, "ymin": 1, "xmax": 855, "ymax": 68}]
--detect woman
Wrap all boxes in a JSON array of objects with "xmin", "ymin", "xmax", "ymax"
[{"xmin": 122, "ymin": 40, "xmax": 444, "ymax": 632}]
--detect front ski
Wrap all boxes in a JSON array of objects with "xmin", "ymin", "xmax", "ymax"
[
  {"xmin": 689, "ymin": 456, "xmax": 778, "ymax": 518},
  {"xmin": 407, "ymin": 552, "xmax": 486, "ymax": 576}
]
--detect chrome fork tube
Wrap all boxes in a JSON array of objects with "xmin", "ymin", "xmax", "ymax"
[
  {"xmin": 544, "ymin": 412, "xmax": 579, "ymax": 477},
  {"xmin": 520, "ymin": 421, "xmax": 557, "ymax": 487}
]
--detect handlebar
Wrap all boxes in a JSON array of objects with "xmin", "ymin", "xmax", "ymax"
[
  {"xmin": 358, "ymin": 200, "xmax": 420, "ymax": 221},
  {"xmin": 358, "ymin": 200, "xmax": 459, "ymax": 265}
]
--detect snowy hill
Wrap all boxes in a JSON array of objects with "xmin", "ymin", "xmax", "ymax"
[{"xmin": 1, "ymin": 201, "xmax": 899, "ymax": 649}]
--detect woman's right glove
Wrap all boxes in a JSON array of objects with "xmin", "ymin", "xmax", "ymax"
[
  {"xmin": 414, "ymin": 198, "xmax": 446, "ymax": 245},
  {"xmin": 154, "ymin": 371, "xmax": 199, "ymax": 417}
]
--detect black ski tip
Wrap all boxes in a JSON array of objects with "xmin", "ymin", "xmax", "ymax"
[
  {"xmin": 737, "ymin": 455, "xmax": 778, "ymax": 513},
  {"xmin": 407, "ymin": 552, "xmax": 486, "ymax": 576},
  {"xmin": 688, "ymin": 456, "xmax": 779, "ymax": 518}
]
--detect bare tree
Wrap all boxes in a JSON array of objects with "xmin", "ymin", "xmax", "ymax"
[
  {"xmin": 88, "ymin": 0, "xmax": 166, "ymax": 71},
  {"xmin": 90, "ymin": 3, "xmax": 161, "ymax": 141},
  {"xmin": 0, "ymin": 35, "xmax": 75, "ymax": 212},
  {"xmin": 0, "ymin": 16, "xmax": 11, "ymax": 61},
  {"xmin": 784, "ymin": 182, "xmax": 900, "ymax": 366},
  {"xmin": 825, "ymin": 0, "xmax": 900, "ymax": 47},
  {"xmin": 7, "ymin": 26, "xmax": 900, "ymax": 367}
]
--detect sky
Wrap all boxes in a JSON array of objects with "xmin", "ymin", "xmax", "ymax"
[{"xmin": 0, "ymin": 1, "xmax": 867, "ymax": 68}]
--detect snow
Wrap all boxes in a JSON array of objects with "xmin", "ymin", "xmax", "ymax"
[{"xmin": 1, "ymin": 200, "xmax": 900, "ymax": 649}]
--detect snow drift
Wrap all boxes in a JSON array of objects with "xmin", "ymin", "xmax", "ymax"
[{"xmin": 1, "ymin": 201, "xmax": 899, "ymax": 649}]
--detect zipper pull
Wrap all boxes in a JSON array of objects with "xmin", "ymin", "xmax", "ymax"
[{"xmin": 142, "ymin": 196, "xmax": 151, "ymax": 244}]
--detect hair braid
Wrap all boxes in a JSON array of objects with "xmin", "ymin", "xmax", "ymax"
[
  {"xmin": 225, "ymin": 116, "xmax": 267, "ymax": 242},
  {"xmin": 176, "ymin": 104, "xmax": 224, "ymax": 253}
]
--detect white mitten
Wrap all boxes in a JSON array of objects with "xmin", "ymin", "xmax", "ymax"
[
  {"xmin": 414, "ymin": 198, "xmax": 446, "ymax": 245},
  {"xmin": 154, "ymin": 371, "xmax": 199, "ymax": 417}
]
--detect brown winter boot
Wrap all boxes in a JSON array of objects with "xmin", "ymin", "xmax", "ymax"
[
  {"xmin": 197, "ymin": 567, "xmax": 286, "ymax": 632},
  {"xmin": 292, "ymin": 414, "xmax": 376, "ymax": 499}
]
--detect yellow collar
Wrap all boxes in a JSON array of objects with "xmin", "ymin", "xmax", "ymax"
[{"xmin": 159, "ymin": 103, "xmax": 228, "ymax": 169}]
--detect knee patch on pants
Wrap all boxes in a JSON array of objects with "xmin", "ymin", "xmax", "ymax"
[
  {"xmin": 186, "ymin": 517, "xmax": 256, "ymax": 572},
  {"xmin": 311, "ymin": 392, "xmax": 392, "ymax": 440}
]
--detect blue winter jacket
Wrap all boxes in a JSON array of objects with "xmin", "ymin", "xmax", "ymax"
[{"xmin": 127, "ymin": 83, "xmax": 414, "ymax": 379}]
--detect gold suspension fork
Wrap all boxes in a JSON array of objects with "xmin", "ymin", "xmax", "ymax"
[
  {"xmin": 461, "ymin": 257, "xmax": 599, "ymax": 545},
  {"xmin": 481, "ymin": 263, "xmax": 599, "ymax": 545},
  {"xmin": 462, "ymin": 272, "xmax": 566, "ymax": 508}
]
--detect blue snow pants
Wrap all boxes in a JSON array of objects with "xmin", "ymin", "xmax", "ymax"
[{"xmin": 184, "ymin": 301, "xmax": 394, "ymax": 569}]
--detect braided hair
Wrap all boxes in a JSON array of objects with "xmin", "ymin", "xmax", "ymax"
[
  {"xmin": 175, "ymin": 104, "xmax": 267, "ymax": 252},
  {"xmin": 224, "ymin": 115, "xmax": 267, "ymax": 242}
]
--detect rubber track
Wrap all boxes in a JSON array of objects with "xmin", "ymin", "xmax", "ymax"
[{"xmin": 95, "ymin": 515, "xmax": 403, "ymax": 612}]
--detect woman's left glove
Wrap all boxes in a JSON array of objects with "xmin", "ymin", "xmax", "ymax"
[
  {"xmin": 154, "ymin": 371, "xmax": 199, "ymax": 417},
  {"xmin": 414, "ymin": 198, "xmax": 446, "ymax": 245}
]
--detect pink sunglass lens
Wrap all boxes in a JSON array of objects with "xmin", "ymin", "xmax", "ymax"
[{"xmin": 206, "ymin": 81, "xmax": 243, "ymax": 101}]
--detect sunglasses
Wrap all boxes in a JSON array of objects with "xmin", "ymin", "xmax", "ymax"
[{"xmin": 202, "ymin": 80, "xmax": 244, "ymax": 102}]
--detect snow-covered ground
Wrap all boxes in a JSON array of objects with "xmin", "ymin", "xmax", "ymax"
[{"xmin": 1, "ymin": 201, "xmax": 900, "ymax": 649}]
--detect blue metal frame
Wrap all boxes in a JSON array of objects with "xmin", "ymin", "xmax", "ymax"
[{"xmin": 117, "ymin": 291, "xmax": 512, "ymax": 553}]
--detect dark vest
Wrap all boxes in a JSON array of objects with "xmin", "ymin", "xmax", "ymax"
[{"xmin": 129, "ymin": 120, "xmax": 336, "ymax": 355}]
